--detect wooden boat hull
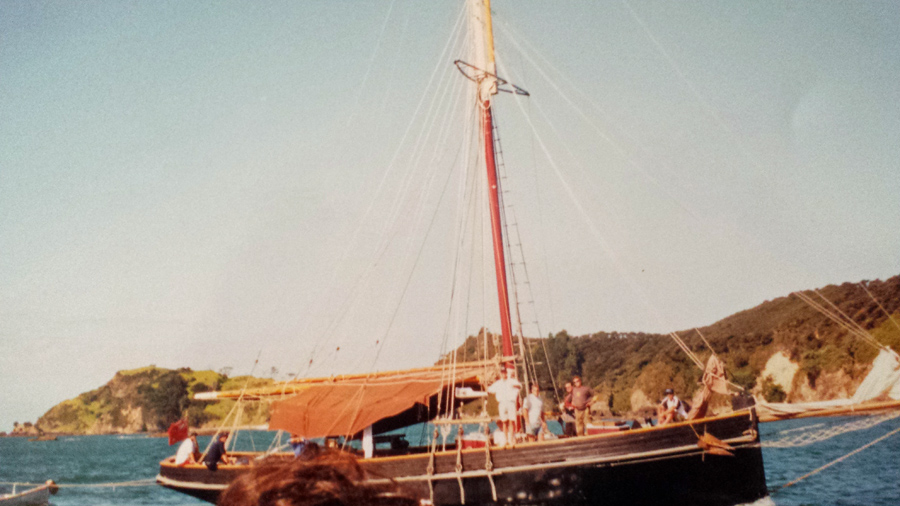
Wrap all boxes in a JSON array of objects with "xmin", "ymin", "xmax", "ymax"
[{"xmin": 157, "ymin": 410, "xmax": 767, "ymax": 505}]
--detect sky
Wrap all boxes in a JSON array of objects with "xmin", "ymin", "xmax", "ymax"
[{"xmin": 1, "ymin": 1, "xmax": 898, "ymax": 432}]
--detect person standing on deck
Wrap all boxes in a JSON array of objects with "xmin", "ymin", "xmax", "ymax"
[
  {"xmin": 487, "ymin": 367, "xmax": 521, "ymax": 447},
  {"xmin": 560, "ymin": 381, "xmax": 577, "ymax": 437},
  {"xmin": 571, "ymin": 376, "xmax": 593, "ymax": 436},
  {"xmin": 523, "ymin": 384, "xmax": 546, "ymax": 441}
]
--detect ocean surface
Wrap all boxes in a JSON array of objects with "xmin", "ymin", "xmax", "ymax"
[{"xmin": 1, "ymin": 416, "xmax": 898, "ymax": 506}]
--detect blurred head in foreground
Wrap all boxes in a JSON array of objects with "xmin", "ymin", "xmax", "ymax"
[{"xmin": 218, "ymin": 449, "xmax": 420, "ymax": 506}]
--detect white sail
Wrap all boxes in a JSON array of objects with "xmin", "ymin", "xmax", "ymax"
[
  {"xmin": 466, "ymin": 0, "xmax": 497, "ymax": 102},
  {"xmin": 758, "ymin": 348, "xmax": 900, "ymax": 419}
]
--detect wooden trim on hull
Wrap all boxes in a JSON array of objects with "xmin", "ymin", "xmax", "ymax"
[
  {"xmin": 157, "ymin": 410, "xmax": 766, "ymax": 505},
  {"xmin": 758, "ymin": 398, "xmax": 900, "ymax": 422}
]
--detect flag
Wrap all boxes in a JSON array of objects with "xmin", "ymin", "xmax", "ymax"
[{"xmin": 167, "ymin": 419, "xmax": 189, "ymax": 446}]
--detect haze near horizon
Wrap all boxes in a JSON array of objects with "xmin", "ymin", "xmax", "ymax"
[{"xmin": 1, "ymin": 1, "xmax": 898, "ymax": 431}]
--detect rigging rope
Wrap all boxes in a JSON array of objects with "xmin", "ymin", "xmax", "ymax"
[
  {"xmin": 693, "ymin": 328, "xmax": 716, "ymax": 355},
  {"xmin": 859, "ymin": 282, "xmax": 900, "ymax": 333},
  {"xmin": 793, "ymin": 290, "xmax": 889, "ymax": 355},
  {"xmin": 762, "ymin": 411, "xmax": 900, "ymax": 448},
  {"xmin": 492, "ymin": 111, "xmax": 533, "ymax": 387},
  {"xmin": 497, "ymin": 55, "xmax": 674, "ymax": 335},
  {"xmin": 778, "ymin": 422, "xmax": 900, "ymax": 490},
  {"xmin": 296, "ymin": 4, "xmax": 469, "ymax": 380},
  {"xmin": 668, "ymin": 331, "xmax": 705, "ymax": 370},
  {"xmin": 0, "ymin": 479, "xmax": 157, "ymax": 489},
  {"xmin": 501, "ymin": 187, "xmax": 560, "ymax": 399}
]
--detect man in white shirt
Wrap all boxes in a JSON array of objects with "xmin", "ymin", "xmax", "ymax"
[
  {"xmin": 174, "ymin": 432, "xmax": 200, "ymax": 466},
  {"xmin": 487, "ymin": 367, "xmax": 521, "ymax": 447},
  {"xmin": 657, "ymin": 388, "xmax": 688, "ymax": 425},
  {"xmin": 522, "ymin": 384, "xmax": 545, "ymax": 441}
]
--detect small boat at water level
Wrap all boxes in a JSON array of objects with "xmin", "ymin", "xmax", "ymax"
[{"xmin": 0, "ymin": 481, "xmax": 58, "ymax": 506}]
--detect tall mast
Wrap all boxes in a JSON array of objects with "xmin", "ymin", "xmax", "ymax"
[{"xmin": 470, "ymin": 0, "xmax": 514, "ymax": 369}]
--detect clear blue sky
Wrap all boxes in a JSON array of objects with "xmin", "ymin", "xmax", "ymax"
[{"xmin": 2, "ymin": 1, "xmax": 898, "ymax": 431}]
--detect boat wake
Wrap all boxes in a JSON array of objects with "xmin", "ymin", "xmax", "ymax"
[{"xmin": 738, "ymin": 496, "xmax": 776, "ymax": 506}]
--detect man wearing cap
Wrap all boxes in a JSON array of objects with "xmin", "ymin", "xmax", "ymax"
[
  {"xmin": 487, "ymin": 367, "xmax": 521, "ymax": 447},
  {"xmin": 657, "ymin": 388, "xmax": 687, "ymax": 425}
]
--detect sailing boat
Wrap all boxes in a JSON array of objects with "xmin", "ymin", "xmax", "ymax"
[{"xmin": 157, "ymin": 1, "xmax": 768, "ymax": 504}]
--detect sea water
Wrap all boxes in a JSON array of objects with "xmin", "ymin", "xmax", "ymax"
[
  {"xmin": 757, "ymin": 416, "xmax": 899, "ymax": 506},
  {"xmin": 1, "ymin": 417, "xmax": 897, "ymax": 506}
]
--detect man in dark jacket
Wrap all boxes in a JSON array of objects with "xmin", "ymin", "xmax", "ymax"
[{"xmin": 204, "ymin": 431, "xmax": 231, "ymax": 471}]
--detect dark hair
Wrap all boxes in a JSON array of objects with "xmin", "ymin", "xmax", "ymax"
[{"xmin": 218, "ymin": 450, "xmax": 419, "ymax": 506}]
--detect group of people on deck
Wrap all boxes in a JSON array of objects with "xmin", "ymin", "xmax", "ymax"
[
  {"xmin": 487, "ymin": 367, "xmax": 595, "ymax": 445},
  {"xmin": 489, "ymin": 366, "xmax": 689, "ymax": 444},
  {"xmin": 487, "ymin": 367, "xmax": 552, "ymax": 446},
  {"xmin": 173, "ymin": 430, "xmax": 233, "ymax": 470},
  {"xmin": 174, "ymin": 374, "xmax": 688, "ymax": 471}
]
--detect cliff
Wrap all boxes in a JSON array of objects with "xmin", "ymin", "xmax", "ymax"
[{"xmin": 36, "ymin": 367, "xmax": 273, "ymax": 435}]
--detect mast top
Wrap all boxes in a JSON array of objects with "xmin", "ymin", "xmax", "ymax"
[{"xmin": 468, "ymin": 0, "xmax": 498, "ymax": 103}]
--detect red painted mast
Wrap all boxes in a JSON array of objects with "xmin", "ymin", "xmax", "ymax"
[
  {"xmin": 473, "ymin": 0, "xmax": 514, "ymax": 369},
  {"xmin": 481, "ymin": 100, "xmax": 515, "ymax": 367}
]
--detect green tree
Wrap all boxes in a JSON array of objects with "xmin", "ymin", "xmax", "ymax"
[
  {"xmin": 760, "ymin": 375, "xmax": 787, "ymax": 402},
  {"xmin": 139, "ymin": 370, "xmax": 189, "ymax": 430}
]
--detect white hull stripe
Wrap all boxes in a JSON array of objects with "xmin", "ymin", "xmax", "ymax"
[{"xmin": 156, "ymin": 475, "xmax": 227, "ymax": 491}]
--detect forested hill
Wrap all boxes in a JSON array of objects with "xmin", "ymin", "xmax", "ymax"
[
  {"xmin": 32, "ymin": 276, "xmax": 900, "ymax": 434},
  {"xmin": 453, "ymin": 276, "xmax": 900, "ymax": 415},
  {"xmin": 35, "ymin": 367, "xmax": 273, "ymax": 435}
]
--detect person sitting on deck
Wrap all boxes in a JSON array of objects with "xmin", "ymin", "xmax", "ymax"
[
  {"xmin": 289, "ymin": 434, "xmax": 307, "ymax": 458},
  {"xmin": 522, "ymin": 384, "xmax": 546, "ymax": 442},
  {"xmin": 487, "ymin": 366, "xmax": 521, "ymax": 447},
  {"xmin": 218, "ymin": 449, "xmax": 419, "ymax": 506},
  {"xmin": 203, "ymin": 431, "xmax": 232, "ymax": 471},
  {"xmin": 175, "ymin": 431, "xmax": 200, "ymax": 466},
  {"xmin": 657, "ymin": 388, "xmax": 688, "ymax": 426}
]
